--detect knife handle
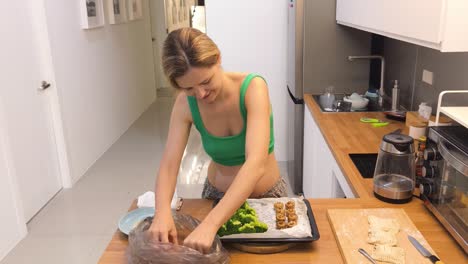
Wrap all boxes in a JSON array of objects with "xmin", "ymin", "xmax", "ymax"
[{"xmin": 429, "ymin": 255, "xmax": 444, "ymax": 264}]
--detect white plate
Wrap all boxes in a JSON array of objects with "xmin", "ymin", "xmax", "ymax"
[{"xmin": 118, "ymin": 207, "xmax": 155, "ymax": 235}]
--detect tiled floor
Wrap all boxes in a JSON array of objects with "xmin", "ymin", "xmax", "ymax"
[{"xmin": 1, "ymin": 97, "xmax": 294, "ymax": 264}]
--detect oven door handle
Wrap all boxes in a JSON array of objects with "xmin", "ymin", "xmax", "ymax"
[{"xmin": 438, "ymin": 139, "xmax": 468, "ymax": 176}]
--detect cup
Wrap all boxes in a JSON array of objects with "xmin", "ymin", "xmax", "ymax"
[{"xmin": 333, "ymin": 100, "xmax": 352, "ymax": 112}]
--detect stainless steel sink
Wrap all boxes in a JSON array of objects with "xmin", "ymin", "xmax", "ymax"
[{"xmin": 312, "ymin": 94, "xmax": 386, "ymax": 112}]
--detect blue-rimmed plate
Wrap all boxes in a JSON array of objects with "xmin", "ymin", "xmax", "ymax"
[{"xmin": 118, "ymin": 207, "xmax": 155, "ymax": 235}]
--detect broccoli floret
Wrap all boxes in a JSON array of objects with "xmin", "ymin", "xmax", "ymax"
[
  {"xmin": 229, "ymin": 219, "xmax": 242, "ymax": 229},
  {"xmin": 238, "ymin": 212, "xmax": 256, "ymax": 223},
  {"xmin": 217, "ymin": 201, "xmax": 268, "ymax": 237},
  {"xmin": 254, "ymin": 221, "xmax": 268, "ymax": 233},
  {"xmin": 241, "ymin": 202, "xmax": 256, "ymax": 216},
  {"xmin": 238, "ymin": 223, "xmax": 256, "ymax": 233},
  {"xmin": 217, "ymin": 224, "xmax": 228, "ymax": 237}
]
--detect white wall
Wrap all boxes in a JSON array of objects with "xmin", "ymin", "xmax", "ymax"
[
  {"xmin": 0, "ymin": 104, "xmax": 27, "ymax": 261},
  {"xmin": 43, "ymin": 0, "xmax": 156, "ymax": 184},
  {"xmin": 205, "ymin": 0, "xmax": 289, "ymax": 161}
]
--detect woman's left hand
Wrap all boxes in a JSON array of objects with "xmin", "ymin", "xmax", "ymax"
[{"xmin": 183, "ymin": 221, "xmax": 218, "ymax": 254}]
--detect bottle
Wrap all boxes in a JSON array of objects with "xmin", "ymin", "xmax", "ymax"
[
  {"xmin": 391, "ymin": 80, "xmax": 399, "ymax": 111},
  {"xmin": 415, "ymin": 136, "xmax": 427, "ymax": 184}
]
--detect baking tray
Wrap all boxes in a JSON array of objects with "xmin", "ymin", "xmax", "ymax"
[{"xmin": 213, "ymin": 198, "xmax": 320, "ymax": 243}]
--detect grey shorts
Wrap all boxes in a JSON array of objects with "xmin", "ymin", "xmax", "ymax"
[{"xmin": 201, "ymin": 176, "xmax": 288, "ymax": 200}]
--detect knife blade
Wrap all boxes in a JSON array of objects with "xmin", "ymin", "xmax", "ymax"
[{"xmin": 408, "ymin": 235, "xmax": 444, "ymax": 264}]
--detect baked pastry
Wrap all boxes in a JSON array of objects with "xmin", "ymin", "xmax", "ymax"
[
  {"xmin": 274, "ymin": 202, "xmax": 284, "ymax": 210},
  {"xmin": 276, "ymin": 220, "xmax": 287, "ymax": 229},
  {"xmin": 285, "ymin": 201, "xmax": 295, "ymax": 209},
  {"xmin": 288, "ymin": 213, "xmax": 298, "ymax": 222},
  {"xmin": 287, "ymin": 220, "xmax": 297, "ymax": 228},
  {"xmin": 276, "ymin": 208, "xmax": 285, "ymax": 215},
  {"xmin": 286, "ymin": 208, "xmax": 295, "ymax": 215},
  {"xmin": 276, "ymin": 213, "xmax": 286, "ymax": 221}
]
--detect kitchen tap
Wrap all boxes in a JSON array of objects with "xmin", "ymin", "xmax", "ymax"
[{"xmin": 348, "ymin": 55, "xmax": 385, "ymax": 106}]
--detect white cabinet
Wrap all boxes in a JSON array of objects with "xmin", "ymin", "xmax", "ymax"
[
  {"xmin": 336, "ymin": 0, "xmax": 468, "ymax": 52},
  {"xmin": 303, "ymin": 109, "xmax": 355, "ymax": 198}
]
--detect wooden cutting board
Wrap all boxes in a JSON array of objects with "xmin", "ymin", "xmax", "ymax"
[{"xmin": 327, "ymin": 208, "xmax": 433, "ymax": 264}]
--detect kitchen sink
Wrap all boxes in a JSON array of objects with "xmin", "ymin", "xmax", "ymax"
[
  {"xmin": 312, "ymin": 94, "xmax": 386, "ymax": 112},
  {"xmin": 349, "ymin": 153, "xmax": 378, "ymax": 178}
]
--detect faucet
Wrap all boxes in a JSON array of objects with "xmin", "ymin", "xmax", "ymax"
[{"xmin": 348, "ymin": 55, "xmax": 385, "ymax": 106}]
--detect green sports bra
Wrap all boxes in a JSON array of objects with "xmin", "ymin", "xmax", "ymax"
[{"xmin": 187, "ymin": 73, "xmax": 275, "ymax": 166}]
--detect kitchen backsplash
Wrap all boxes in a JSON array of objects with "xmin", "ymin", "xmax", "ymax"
[
  {"xmin": 381, "ymin": 37, "xmax": 468, "ymax": 113},
  {"xmin": 303, "ymin": 1, "xmax": 371, "ymax": 95}
]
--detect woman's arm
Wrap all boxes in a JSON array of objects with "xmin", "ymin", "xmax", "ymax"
[
  {"xmin": 183, "ymin": 77, "xmax": 272, "ymax": 252},
  {"xmin": 151, "ymin": 93, "xmax": 192, "ymax": 243},
  {"xmin": 155, "ymin": 93, "xmax": 191, "ymax": 212}
]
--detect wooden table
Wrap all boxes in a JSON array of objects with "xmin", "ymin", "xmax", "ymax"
[{"xmin": 98, "ymin": 198, "xmax": 466, "ymax": 263}]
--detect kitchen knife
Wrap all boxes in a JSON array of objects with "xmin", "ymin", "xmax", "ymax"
[{"xmin": 408, "ymin": 235, "xmax": 444, "ymax": 264}]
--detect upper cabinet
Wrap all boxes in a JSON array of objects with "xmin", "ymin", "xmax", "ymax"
[{"xmin": 336, "ymin": 0, "xmax": 468, "ymax": 52}]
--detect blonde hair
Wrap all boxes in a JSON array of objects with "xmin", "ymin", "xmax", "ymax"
[{"xmin": 162, "ymin": 28, "xmax": 221, "ymax": 88}]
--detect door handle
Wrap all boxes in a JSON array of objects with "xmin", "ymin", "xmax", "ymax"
[
  {"xmin": 287, "ymin": 85, "xmax": 304, "ymax": 104},
  {"xmin": 38, "ymin": 81, "xmax": 51, "ymax": 91}
]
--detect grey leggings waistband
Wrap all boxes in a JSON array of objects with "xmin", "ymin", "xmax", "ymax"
[{"xmin": 201, "ymin": 176, "xmax": 288, "ymax": 200}]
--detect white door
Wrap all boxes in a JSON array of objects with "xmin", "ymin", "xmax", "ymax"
[
  {"xmin": 0, "ymin": 105, "xmax": 27, "ymax": 261},
  {"xmin": 149, "ymin": 0, "xmax": 170, "ymax": 90},
  {"xmin": 0, "ymin": 1, "xmax": 62, "ymax": 221}
]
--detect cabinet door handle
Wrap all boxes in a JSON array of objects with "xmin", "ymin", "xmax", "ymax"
[{"xmin": 38, "ymin": 81, "xmax": 51, "ymax": 91}]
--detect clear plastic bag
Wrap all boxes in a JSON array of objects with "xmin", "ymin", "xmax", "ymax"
[{"xmin": 127, "ymin": 214, "xmax": 230, "ymax": 264}]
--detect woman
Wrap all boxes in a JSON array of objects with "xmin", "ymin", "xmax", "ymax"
[{"xmin": 149, "ymin": 28, "xmax": 287, "ymax": 254}]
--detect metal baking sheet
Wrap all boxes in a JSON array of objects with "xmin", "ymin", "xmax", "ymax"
[{"xmin": 215, "ymin": 198, "xmax": 320, "ymax": 243}]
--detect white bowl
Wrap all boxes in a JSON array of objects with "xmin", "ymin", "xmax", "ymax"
[{"xmin": 344, "ymin": 96, "xmax": 369, "ymax": 109}]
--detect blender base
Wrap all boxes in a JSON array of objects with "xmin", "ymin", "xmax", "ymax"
[{"xmin": 374, "ymin": 192, "xmax": 413, "ymax": 204}]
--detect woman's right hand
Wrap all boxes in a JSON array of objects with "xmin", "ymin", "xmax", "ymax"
[{"xmin": 148, "ymin": 211, "xmax": 178, "ymax": 245}]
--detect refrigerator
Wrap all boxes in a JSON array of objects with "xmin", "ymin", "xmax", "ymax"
[{"xmin": 286, "ymin": 0, "xmax": 304, "ymax": 195}]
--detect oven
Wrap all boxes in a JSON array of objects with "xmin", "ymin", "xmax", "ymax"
[{"xmin": 419, "ymin": 126, "xmax": 468, "ymax": 254}]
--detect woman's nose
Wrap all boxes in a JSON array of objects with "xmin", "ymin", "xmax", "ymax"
[{"xmin": 195, "ymin": 87, "xmax": 208, "ymax": 99}]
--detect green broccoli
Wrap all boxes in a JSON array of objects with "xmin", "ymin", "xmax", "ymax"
[{"xmin": 216, "ymin": 201, "xmax": 268, "ymax": 237}]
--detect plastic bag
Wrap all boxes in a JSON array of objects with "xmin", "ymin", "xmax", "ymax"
[{"xmin": 127, "ymin": 214, "xmax": 230, "ymax": 264}]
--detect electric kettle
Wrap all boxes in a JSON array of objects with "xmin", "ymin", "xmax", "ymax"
[{"xmin": 373, "ymin": 133, "xmax": 415, "ymax": 203}]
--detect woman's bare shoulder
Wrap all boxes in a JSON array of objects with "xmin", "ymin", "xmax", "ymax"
[
  {"xmin": 225, "ymin": 72, "xmax": 249, "ymax": 83},
  {"xmin": 173, "ymin": 92, "xmax": 192, "ymax": 123}
]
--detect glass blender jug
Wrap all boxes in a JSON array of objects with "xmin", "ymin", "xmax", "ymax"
[{"xmin": 374, "ymin": 133, "xmax": 415, "ymax": 203}]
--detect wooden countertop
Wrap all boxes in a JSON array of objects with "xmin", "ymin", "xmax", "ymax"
[
  {"xmin": 304, "ymin": 94, "xmax": 411, "ymax": 198},
  {"xmin": 97, "ymin": 94, "xmax": 465, "ymax": 263}
]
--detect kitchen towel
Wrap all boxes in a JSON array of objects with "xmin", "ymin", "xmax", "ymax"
[{"xmin": 137, "ymin": 189, "xmax": 179, "ymax": 209}]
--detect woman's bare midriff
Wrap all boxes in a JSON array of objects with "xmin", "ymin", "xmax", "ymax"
[{"xmin": 207, "ymin": 152, "xmax": 280, "ymax": 197}]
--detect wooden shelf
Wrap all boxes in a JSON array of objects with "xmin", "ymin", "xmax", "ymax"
[
  {"xmin": 440, "ymin": 107, "xmax": 468, "ymax": 128},
  {"xmin": 435, "ymin": 90, "xmax": 468, "ymax": 129}
]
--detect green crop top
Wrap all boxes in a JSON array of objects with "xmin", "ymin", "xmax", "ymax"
[{"xmin": 187, "ymin": 73, "xmax": 275, "ymax": 166}]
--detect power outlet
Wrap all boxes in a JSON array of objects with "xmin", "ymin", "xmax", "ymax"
[{"xmin": 422, "ymin": 69, "xmax": 434, "ymax": 85}]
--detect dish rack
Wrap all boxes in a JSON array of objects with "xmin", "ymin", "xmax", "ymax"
[{"xmin": 435, "ymin": 90, "xmax": 468, "ymax": 128}]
